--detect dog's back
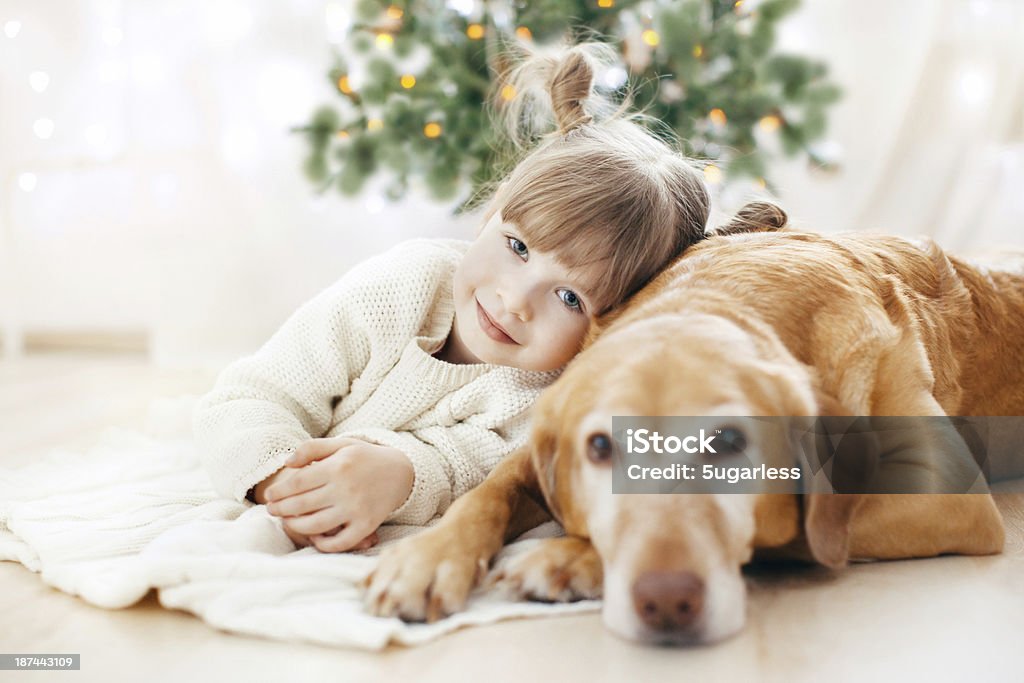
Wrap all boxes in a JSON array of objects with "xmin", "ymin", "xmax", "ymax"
[
  {"xmin": 632, "ymin": 231, "xmax": 1024, "ymax": 417},
  {"xmin": 946, "ymin": 251, "xmax": 1024, "ymax": 416},
  {"xmin": 828, "ymin": 235, "xmax": 1024, "ymax": 417}
]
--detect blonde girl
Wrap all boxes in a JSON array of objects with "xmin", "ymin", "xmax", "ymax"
[{"xmin": 193, "ymin": 41, "xmax": 712, "ymax": 553}]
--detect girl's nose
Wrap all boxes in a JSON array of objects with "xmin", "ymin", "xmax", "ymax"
[{"xmin": 497, "ymin": 283, "xmax": 532, "ymax": 322}]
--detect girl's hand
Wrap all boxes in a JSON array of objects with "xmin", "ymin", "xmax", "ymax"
[
  {"xmin": 263, "ymin": 437, "xmax": 415, "ymax": 553},
  {"xmin": 282, "ymin": 523, "xmax": 379, "ymax": 552}
]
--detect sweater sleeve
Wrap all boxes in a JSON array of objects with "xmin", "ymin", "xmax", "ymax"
[
  {"xmin": 192, "ymin": 279, "xmax": 371, "ymax": 501},
  {"xmin": 192, "ymin": 239, "xmax": 467, "ymax": 501},
  {"xmin": 334, "ymin": 407, "xmax": 532, "ymax": 526}
]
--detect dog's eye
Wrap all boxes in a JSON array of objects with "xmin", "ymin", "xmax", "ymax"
[
  {"xmin": 586, "ymin": 433, "xmax": 614, "ymax": 464},
  {"xmin": 714, "ymin": 427, "xmax": 747, "ymax": 454}
]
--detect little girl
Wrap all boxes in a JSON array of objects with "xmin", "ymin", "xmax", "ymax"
[{"xmin": 193, "ymin": 41, "xmax": 712, "ymax": 553}]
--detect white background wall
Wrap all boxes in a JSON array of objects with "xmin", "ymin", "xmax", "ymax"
[{"xmin": 1, "ymin": 0, "xmax": 1021, "ymax": 369}]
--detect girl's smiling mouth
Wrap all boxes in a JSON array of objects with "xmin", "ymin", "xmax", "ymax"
[{"xmin": 476, "ymin": 300, "xmax": 518, "ymax": 344}]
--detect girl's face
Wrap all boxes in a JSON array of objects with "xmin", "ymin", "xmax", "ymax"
[{"xmin": 446, "ymin": 210, "xmax": 602, "ymax": 371}]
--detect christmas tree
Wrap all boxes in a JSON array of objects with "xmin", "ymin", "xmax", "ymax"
[{"xmin": 298, "ymin": 0, "xmax": 841, "ymax": 210}]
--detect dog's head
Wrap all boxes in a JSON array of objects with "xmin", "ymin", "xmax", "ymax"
[{"xmin": 530, "ymin": 313, "xmax": 865, "ymax": 645}]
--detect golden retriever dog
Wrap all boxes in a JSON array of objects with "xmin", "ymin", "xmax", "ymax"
[{"xmin": 365, "ymin": 208, "xmax": 1024, "ymax": 645}]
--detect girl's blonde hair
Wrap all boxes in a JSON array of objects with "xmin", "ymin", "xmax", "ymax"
[{"xmin": 479, "ymin": 39, "xmax": 711, "ymax": 314}]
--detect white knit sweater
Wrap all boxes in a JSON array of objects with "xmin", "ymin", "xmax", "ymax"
[{"xmin": 192, "ymin": 239, "xmax": 559, "ymax": 526}]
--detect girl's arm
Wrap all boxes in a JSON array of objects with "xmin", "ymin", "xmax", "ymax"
[
  {"xmin": 335, "ymin": 408, "xmax": 533, "ymax": 527},
  {"xmin": 193, "ymin": 279, "xmax": 370, "ymax": 502},
  {"xmin": 192, "ymin": 239, "xmax": 466, "ymax": 503}
]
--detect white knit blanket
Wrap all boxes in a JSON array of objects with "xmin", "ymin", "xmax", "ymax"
[{"xmin": 0, "ymin": 396, "xmax": 598, "ymax": 650}]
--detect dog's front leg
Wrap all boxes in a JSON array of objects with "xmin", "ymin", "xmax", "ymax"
[{"xmin": 364, "ymin": 447, "xmax": 551, "ymax": 622}]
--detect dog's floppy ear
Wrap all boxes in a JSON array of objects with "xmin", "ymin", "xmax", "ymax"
[
  {"xmin": 807, "ymin": 387, "xmax": 880, "ymax": 492},
  {"xmin": 529, "ymin": 412, "xmax": 564, "ymax": 525},
  {"xmin": 803, "ymin": 494, "xmax": 864, "ymax": 569},
  {"xmin": 801, "ymin": 388, "xmax": 875, "ymax": 569}
]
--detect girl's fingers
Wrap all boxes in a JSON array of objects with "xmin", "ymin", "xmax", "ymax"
[
  {"xmin": 266, "ymin": 486, "xmax": 330, "ymax": 518},
  {"xmin": 351, "ymin": 531, "xmax": 380, "ymax": 551},
  {"xmin": 282, "ymin": 507, "xmax": 348, "ymax": 536},
  {"xmin": 287, "ymin": 437, "xmax": 360, "ymax": 468},
  {"xmin": 312, "ymin": 523, "xmax": 376, "ymax": 553},
  {"xmin": 265, "ymin": 465, "xmax": 328, "ymax": 501},
  {"xmin": 282, "ymin": 525, "xmax": 314, "ymax": 548}
]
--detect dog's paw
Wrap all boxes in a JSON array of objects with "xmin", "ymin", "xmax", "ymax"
[
  {"xmin": 490, "ymin": 536, "xmax": 603, "ymax": 603},
  {"xmin": 363, "ymin": 527, "xmax": 487, "ymax": 623}
]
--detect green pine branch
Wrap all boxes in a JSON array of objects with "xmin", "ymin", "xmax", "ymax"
[{"xmin": 297, "ymin": 0, "xmax": 841, "ymax": 209}]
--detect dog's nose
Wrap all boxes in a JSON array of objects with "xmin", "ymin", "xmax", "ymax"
[{"xmin": 632, "ymin": 570, "xmax": 705, "ymax": 632}]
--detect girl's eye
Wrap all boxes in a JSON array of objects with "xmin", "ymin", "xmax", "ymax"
[
  {"xmin": 558, "ymin": 289, "xmax": 583, "ymax": 312},
  {"xmin": 507, "ymin": 237, "xmax": 529, "ymax": 260}
]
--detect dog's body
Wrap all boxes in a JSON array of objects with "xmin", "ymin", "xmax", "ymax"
[{"xmin": 366, "ymin": 231, "xmax": 1024, "ymax": 645}]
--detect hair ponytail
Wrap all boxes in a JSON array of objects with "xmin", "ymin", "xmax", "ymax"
[
  {"xmin": 548, "ymin": 50, "xmax": 594, "ymax": 134},
  {"xmin": 490, "ymin": 40, "xmax": 623, "ymax": 150},
  {"xmin": 713, "ymin": 202, "xmax": 788, "ymax": 237}
]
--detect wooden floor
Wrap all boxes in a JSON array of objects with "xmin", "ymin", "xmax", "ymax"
[{"xmin": 1, "ymin": 353, "xmax": 1022, "ymax": 683}]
